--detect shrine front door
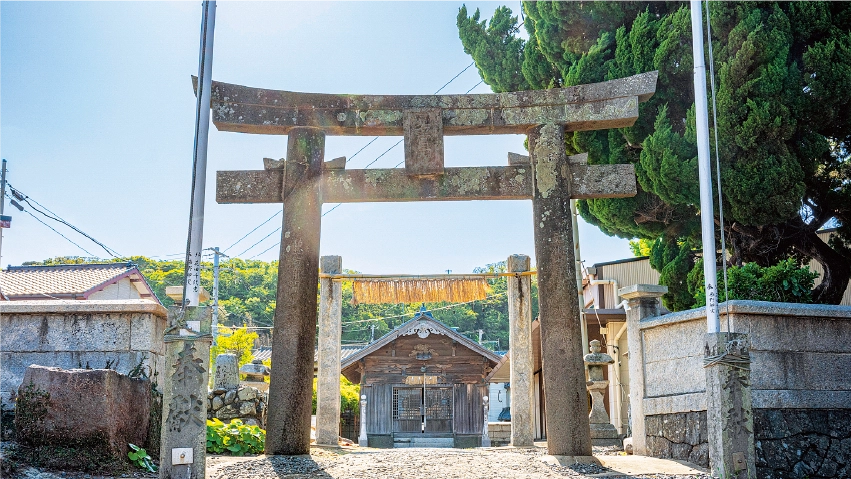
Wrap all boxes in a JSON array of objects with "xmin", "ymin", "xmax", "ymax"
[{"xmin": 392, "ymin": 386, "xmax": 453, "ymax": 434}]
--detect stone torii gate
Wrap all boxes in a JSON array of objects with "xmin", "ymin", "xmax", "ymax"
[{"xmin": 211, "ymin": 71, "xmax": 657, "ymax": 457}]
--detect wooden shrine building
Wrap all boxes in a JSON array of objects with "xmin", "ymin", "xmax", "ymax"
[{"xmin": 341, "ymin": 307, "xmax": 501, "ymax": 448}]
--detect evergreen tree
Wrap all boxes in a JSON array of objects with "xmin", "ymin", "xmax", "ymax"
[{"xmin": 457, "ymin": 1, "xmax": 851, "ymax": 308}]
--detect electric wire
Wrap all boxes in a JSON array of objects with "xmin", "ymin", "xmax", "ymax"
[
  {"xmin": 7, "ymin": 186, "xmax": 120, "ymax": 257},
  {"xmin": 9, "ymin": 194, "xmax": 95, "ymax": 257},
  {"xmin": 704, "ymin": 2, "xmax": 731, "ymax": 331},
  {"xmin": 465, "ymin": 80, "xmax": 484, "ymax": 94},
  {"xmin": 343, "ymin": 290, "xmax": 507, "ymax": 325},
  {"xmin": 322, "ymin": 62, "xmax": 480, "ymax": 218},
  {"xmin": 223, "ymin": 210, "xmax": 281, "ymax": 253},
  {"xmin": 234, "ymin": 226, "xmax": 281, "ymax": 258},
  {"xmin": 247, "ymin": 241, "xmax": 280, "ymax": 260}
]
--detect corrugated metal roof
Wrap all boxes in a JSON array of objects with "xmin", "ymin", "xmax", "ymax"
[
  {"xmin": 0, "ymin": 262, "xmax": 156, "ymax": 300},
  {"xmin": 251, "ymin": 345, "xmax": 365, "ymax": 364}
]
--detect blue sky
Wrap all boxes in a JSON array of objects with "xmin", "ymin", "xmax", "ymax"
[{"xmin": 1, "ymin": 1, "xmax": 633, "ymax": 274}]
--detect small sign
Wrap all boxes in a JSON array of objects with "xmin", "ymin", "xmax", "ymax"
[
  {"xmin": 0, "ymin": 215, "xmax": 10, "ymax": 229},
  {"xmin": 171, "ymin": 447, "xmax": 193, "ymax": 465}
]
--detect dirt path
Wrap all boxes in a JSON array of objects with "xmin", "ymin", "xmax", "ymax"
[{"xmin": 207, "ymin": 447, "xmax": 711, "ymax": 479}]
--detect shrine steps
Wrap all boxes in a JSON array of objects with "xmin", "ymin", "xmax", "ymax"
[{"xmin": 393, "ymin": 436, "xmax": 454, "ymax": 448}]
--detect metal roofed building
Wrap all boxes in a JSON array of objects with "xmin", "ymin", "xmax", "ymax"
[{"xmin": 0, "ymin": 262, "xmax": 159, "ymax": 302}]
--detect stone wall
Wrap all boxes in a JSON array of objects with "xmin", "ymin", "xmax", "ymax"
[
  {"xmin": 629, "ymin": 299, "xmax": 851, "ymax": 476},
  {"xmin": 487, "ymin": 422, "xmax": 511, "ymax": 447},
  {"xmin": 0, "ymin": 300, "xmax": 168, "ymax": 407},
  {"xmin": 754, "ymin": 409, "xmax": 851, "ymax": 479},
  {"xmin": 207, "ymin": 385, "xmax": 267, "ymax": 428},
  {"xmin": 644, "ymin": 412, "xmax": 708, "ymax": 467}
]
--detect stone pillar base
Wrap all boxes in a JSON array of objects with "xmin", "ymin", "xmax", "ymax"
[
  {"xmin": 591, "ymin": 423, "xmax": 621, "ymax": 447},
  {"xmin": 705, "ymin": 332, "xmax": 755, "ymax": 479}
]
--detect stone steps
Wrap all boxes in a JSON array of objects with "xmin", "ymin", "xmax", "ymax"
[{"xmin": 393, "ymin": 437, "xmax": 455, "ymax": 448}]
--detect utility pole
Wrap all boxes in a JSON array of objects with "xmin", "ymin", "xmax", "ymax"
[
  {"xmin": 212, "ymin": 246, "xmax": 221, "ymax": 346},
  {"xmin": 690, "ymin": 0, "xmax": 720, "ymax": 333},
  {"xmin": 182, "ymin": 1, "xmax": 217, "ymax": 307},
  {"xmin": 571, "ymin": 199, "xmax": 590, "ymax": 355},
  {"xmin": 369, "ymin": 324, "xmax": 376, "ymax": 343},
  {"xmin": 478, "ymin": 329, "xmax": 484, "ymax": 344},
  {"xmin": 0, "ymin": 160, "xmax": 7, "ymax": 268}
]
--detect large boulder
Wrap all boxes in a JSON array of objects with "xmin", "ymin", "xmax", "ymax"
[{"xmin": 16, "ymin": 365, "xmax": 150, "ymax": 456}]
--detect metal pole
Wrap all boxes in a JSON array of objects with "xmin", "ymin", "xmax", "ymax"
[
  {"xmin": 690, "ymin": 0, "xmax": 720, "ymax": 333},
  {"xmin": 571, "ymin": 199, "xmax": 590, "ymax": 355},
  {"xmin": 182, "ymin": 1, "xmax": 217, "ymax": 307},
  {"xmin": 212, "ymin": 246, "xmax": 220, "ymax": 345},
  {"xmin": 0, "ymin": 160, "xmax": 6, "ymax": 268}
]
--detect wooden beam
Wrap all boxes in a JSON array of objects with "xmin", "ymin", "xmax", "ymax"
[
  {"xmin": 201, "ymin": 72, "xmax": 658, "ymax": 136},
  {"xmin": 216, "ymin": 165, "xmax": 636, "ymax": 204}
]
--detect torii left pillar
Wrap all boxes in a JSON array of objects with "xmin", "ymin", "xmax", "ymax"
[
  {"xmin": 265, "ymin": 127, "xmax": 325, "ymax": 455},
  {"xmin": 530, "ymin": 124, "xmax": 593, "ymax": 458}
]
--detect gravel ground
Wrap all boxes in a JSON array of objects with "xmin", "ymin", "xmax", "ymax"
[{"xmin": 207, "ymin": 446, "xmax": 713, "ymax": 479}]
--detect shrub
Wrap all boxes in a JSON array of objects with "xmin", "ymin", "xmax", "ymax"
[
  {"xmin": 690, "ymin": 258, "xmax": 820, "ymax": 305},
  {"xmin": 206, "ymin": 419, "xmax": 264, "ymax": 455}
]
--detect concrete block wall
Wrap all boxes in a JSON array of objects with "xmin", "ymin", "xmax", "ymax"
[
  {"xmin": 0, "ymin": 300, "xmax": 168, "ymax": 406},
  {"xmin": 631, "ymin": 300, "xmax": 851, "ymax": 477},
  {"xmin": 487, "ymin": 422, "xmax": 511, "ymax": 446}
]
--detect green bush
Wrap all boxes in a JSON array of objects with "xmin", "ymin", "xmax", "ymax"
[
  {"xmin": 206, "ymin": 419, "xmax": 264, "ymax": 455},
  {"xmin": 690, "ymin": 258, "xmax": 820, "ymax": 305}
]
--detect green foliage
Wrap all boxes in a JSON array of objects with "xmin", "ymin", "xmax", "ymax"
[
  {"xmin": 27, "ymin": 257, "xmax": 535, "ymax": 351},
  {"xmin": 456, "ymin": 2, "xmax": 851, "ymax": 304},
  {"xmin": 340, "ymin": 376, "xmax": 361, "ymax": 413},
  {"xmin": 690, "ymin": 258, "xmax": 820, "ymax": 305},
  {"xmin": 649, "ymin": 238, "xmax": 697, "ymax": 311},
  {"xmin": 211, "ymin": 326, "xmax": 258, "ymax": 368},
  {"xmin": 206, "ymin": 419, "xmax": 265, "ymax": 456},
  {"xmin": 629, "ymin": 238, "xmax": 653, "ymax": 257},
  {"xmin": 127, "ymin": 443, "xmax": 156, "ymax": 473}
]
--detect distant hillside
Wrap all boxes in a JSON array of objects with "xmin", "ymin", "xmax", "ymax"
[{"xmin": 25, "ymin": 256, "xmax": 535, "ymax": 350}]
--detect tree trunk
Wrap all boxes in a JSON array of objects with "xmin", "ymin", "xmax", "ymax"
[
  {"xmin": 793, "ymin": 230, "xmax": 851, "ymax": 304},
  {"xmin": 728, "ymin": 221, "xmax": 850, "ymax": 305}
]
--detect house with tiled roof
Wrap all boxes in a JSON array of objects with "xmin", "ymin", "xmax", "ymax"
[{"xmin": 0, "ymin": 262, "xmax": 159, "ymax": 302}]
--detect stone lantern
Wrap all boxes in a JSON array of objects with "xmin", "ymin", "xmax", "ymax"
[
  {"xmin": 584, "ymin": 339, "xmax": 620, "ymax": 446},
  {"xmin": 240, "ymin": 359, "xmax": 270, "ymax": 392}
]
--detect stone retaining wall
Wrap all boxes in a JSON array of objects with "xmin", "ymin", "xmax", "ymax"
[
  {"xmin": 754, "ymin": 408, "xmax": 851, "ymax": 479},
  {"xmin": 487, "ymin": 422, "xmax": 511, "ymax": 447},
  {"xmin": 207, "ymin": 385, "xmax": 267, "ymax": 428},
  {"xmin": 644, "ymin": 412, "xmax": 708, "ymax": 467},
  {"xmin": 0, "ymin": 300, "xmax": 168, "ymax": 407},
  {"xmin": 628, "ymin": 299, "xmax": 851, "ymax": 476}
]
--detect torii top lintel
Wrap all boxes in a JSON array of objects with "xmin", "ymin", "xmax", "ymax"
[
  {"xmin": 212, "ymin": 72, "xmax": 658, "ymax": 203},
  {"xmin": 202, "ymin": 71, "xmax": 657, "ymax": 136}
]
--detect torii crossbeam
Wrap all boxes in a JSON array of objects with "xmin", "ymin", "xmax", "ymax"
[{"xmin": 210, "ymin": 71, "xmax": 657, "ymax": 456}]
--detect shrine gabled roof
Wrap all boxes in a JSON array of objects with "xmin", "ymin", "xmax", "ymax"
[{"xmin": 341, "ymin": 309, "xmax": 501, "ymax": 369}]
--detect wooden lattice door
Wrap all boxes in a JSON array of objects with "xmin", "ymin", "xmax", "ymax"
[
  {"xmin": 424, "ymin": 387, "xmax": 453, "ymax": 433},
  {"xmin": 392, "ymin": 387, "xmax": 423, "ymax": 433}
]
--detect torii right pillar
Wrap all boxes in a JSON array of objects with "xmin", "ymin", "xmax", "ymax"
[{"xmin": 530, "ymin": 123, "xmax": 592, "ymax": 458}]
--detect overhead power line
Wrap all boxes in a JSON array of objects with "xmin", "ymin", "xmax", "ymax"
[
  {"xmin": 7, "ymin": 185, "xmax": 121, "ymax": 258},
  {"xmin": 10, "ymin": 195, "xmax": 95, "ymax": 257},
  {"xmin": 235, "ymin": 226, "xmax": 281, "ymax": 257},
  {"xmin": 223, "ymin": 210, "xmax": 281, "ymax": 253},
  {"xmin": 232, "ymin": 61, "xmax": 483, "ymax": 258}
]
